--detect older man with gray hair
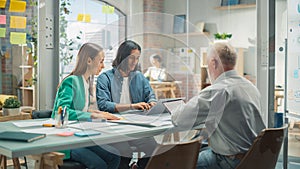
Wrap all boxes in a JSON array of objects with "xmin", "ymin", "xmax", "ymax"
[{"xmin": 172, "ymin": 42, "xmax": 266, "ymax": 169}]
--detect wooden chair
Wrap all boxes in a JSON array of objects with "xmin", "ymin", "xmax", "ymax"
[
  {"xmin": 235, "ymin": 125, "xmax": 287, "ymax": 169},
  {"xmin": 145, "ymin": 137, "xmax": 202, "ymax": 169}
]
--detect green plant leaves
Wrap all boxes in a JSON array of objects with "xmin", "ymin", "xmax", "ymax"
[
  {"xmin": 214, "ymin": 33, "xmax": 232, "ymax": 40},
  {"xmin": 3, "ymin": 97, "xmax": 21, "ymax": 108}
]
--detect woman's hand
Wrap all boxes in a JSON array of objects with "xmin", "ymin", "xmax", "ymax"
[
  {"xmin": 149, "ymin": 102, "xmax": 156, "ymax": 107},
  {"xmin": 90, "ymin": 110, "xmax": 120, "ymax": 120},
  {"xmin": 131, "ymin": 102, "xmax": 151, "ymax": 110}
]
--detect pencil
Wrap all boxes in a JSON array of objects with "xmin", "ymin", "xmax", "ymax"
[{"xmin": 43, "ymin": 124, "xmax": 55, "ymax": 127}]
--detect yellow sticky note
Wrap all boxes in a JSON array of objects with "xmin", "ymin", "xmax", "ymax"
[
  {"xmin": 102, "ymin": 5, "xmax": 108, "ymax": 14},
  {"xmin": 0, "ymin": 28, "xmax": 6, "ymax": 37},
  {"xmin": 77, "ymin": 14, "xmax": 83, "ymax": 21},
  {"xmin": 10, "ymin": 32, "xmax": 26, "ymax": 44},
  {"xmin": 102, "ymin": 5, "xmax": 114, "ymax": 14},
  {"xmin": 9, "ymin": 1, "xmax": 26, "ymax": 13},
  {"xmin": 108, "ymin": 6, "xmax": 114, "ymax": 14},
  {"xmin": 83, "ymin": 14, "xmax": 91, "ymax": 22},
  {"xmin": 0, "ymin": 0, "xmax": 6, "ymax": 8},
  {"xmin": 10, "ymin": 16, "xmax": 26, "ymax": 29}
]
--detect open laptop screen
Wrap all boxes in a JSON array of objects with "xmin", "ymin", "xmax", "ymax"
[
  {"xmin": 145, "ymin": 98, "xmax": 184, "ymax": 115},
  {"xmin": 163, "ymin": 99, "xmax": 184, "ymax": 115}
]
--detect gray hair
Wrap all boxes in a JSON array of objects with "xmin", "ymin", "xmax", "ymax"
[{"xmin": 207, "ymin": 42, "xmax": 237, "ymax": 67}]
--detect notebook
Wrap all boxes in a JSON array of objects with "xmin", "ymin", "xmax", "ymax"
[{"xmin": 0, "ymin": 131, "xmax": 46, "ymax": 142}]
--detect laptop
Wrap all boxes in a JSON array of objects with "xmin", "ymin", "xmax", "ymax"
[
  {"xmin": 108, "ymin": 98, "xmax": 184, "ymax": 127},
  {"xmin": 162, "ymin": 99, "xmax": 185, "ymax": 115},
  {"xmin": 145, "ymin": 98, "xmax": 184, "ymax": 115}
]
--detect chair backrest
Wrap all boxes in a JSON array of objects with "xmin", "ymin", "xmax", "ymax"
[
  {"xmin": 31, "ymin": 110, "xmax": 52, "ymax": 119},
  {"xmin": 145, "ymin": 138, "xmax": 202, "ymax": 169},
  {"xmin": 235, "ymin": 125, "xmax": 287, "ymax": 169}
]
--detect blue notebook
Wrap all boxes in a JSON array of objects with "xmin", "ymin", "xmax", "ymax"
[{"xmin": 0, "ymin": 131, "xmax": 46, "ymax": 142}]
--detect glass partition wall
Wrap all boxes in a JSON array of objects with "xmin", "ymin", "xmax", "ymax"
[{"xmin": 58, "ymin": 0, "xmax": 259, "ymax": 104}]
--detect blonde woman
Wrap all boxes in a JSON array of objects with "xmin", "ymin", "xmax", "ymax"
[{"xmin": 52, "ymin": 43, "xmax": 120, "ymax": 169}]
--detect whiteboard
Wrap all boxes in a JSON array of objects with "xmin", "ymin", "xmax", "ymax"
[{"xmin": 287, "ymin": 0, "xmax": 300, "ymax": 112}]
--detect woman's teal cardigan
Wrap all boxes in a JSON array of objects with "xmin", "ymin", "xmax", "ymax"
[{"xmin": 52, "ymin": 75, "xmax": 92, "ymax": 159}]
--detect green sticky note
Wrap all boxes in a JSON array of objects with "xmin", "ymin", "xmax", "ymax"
[
  {"xmin": 102, "ymin": 5, "xmax": 108, "ymax": 14},
  {"xmin": 10, "ymin": 32, "xmax": 26, "ymax": 44},
  {"xmin": 0, "ymin": 28, "xmax": 5, "ymax": 37}
]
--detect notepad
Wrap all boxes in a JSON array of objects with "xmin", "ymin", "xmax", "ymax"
[{"xmin": 0, "ymin": 131, "xmax": 46, "ymax": 142}]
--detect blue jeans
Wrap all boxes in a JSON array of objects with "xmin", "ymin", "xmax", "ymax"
[
  {"xmin": 71, "ymin": 145, "xmax": 120, "ymax": 169},
  {"xmin": 197, "ymin": 148, "xmax": 240, "ymax": 169}
]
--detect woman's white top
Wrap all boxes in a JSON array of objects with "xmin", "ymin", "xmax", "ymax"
[
  {"xmin": 120, "ymin": 77, "xmax": 131, "ymax": 104},
  {"xmin": 144, "ymin": 67, "xmax": 166, "ymax": 81},
  {"xmin": 82, "ymin": 75, "xmax": 89, "ymax": 112}
]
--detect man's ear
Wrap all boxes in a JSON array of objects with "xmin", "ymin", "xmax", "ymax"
[{"xmin": 212, "ymin": 58, "xmax": 218, "ymax": 69}]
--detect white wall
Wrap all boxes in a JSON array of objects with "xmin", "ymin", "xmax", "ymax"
[
  {"xmin": 275, "ymin": 0, "xmax": 287, "ymax": 87},
  {"xmin": 188, "ymin": 0, "xmax": 256, "ymax": 48}
]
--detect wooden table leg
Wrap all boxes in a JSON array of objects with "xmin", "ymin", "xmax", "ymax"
[
  {"xmin": 12, "ymin": 158, "xmax": 20, "ymax": 169},
  {"xmin": 0, "ymin": 155, "xmax": 7, "ymax": 169}
]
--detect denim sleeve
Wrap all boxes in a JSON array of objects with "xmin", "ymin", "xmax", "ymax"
[
  {"xmin": 142, "ymin": 76, "xmax": 157, "ymax": 103},
  {"xmin": 96, "ymin": 74, "xmax": 116, "ymax": 113}
]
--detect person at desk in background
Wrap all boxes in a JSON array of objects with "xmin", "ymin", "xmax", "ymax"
[
  {"xmin": 96, "ymin": 40, "xmax": 157, "ymax": 169},
  {"xmin": 52, "ymin": 43, "xmax": 120, "ymax": 169},
  {"xmin": 171, "ymin": 42, "xmax": 266, "ymax": 169},
  {"xmin": 144, "ymin": 54, "xmax": 167, "ymax": 81}
]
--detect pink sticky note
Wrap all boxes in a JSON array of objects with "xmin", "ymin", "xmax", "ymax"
[{"xmin": 0, "ymin": 15, "xmax": 6, "ymax": 25}]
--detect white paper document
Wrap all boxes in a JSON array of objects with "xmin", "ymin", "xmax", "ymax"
[
  {"xmin": 21, "ymin": 127, "xmax": 80, "ymax": 135},
  {"xmin": 109, "ymin": 114, "xmax": 173, "ymax": 127},
  {"xmin": 13, "ymin": 118, "xmax": 77, "ymax": 128},
  {"xmin": 68, "ymin": 121, "xmax": 118, "ymax": 130}
]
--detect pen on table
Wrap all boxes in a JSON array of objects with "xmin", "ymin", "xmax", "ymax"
[{"xmin": 43, "ymin": 124, "xmax": 55, "ymax": 127}]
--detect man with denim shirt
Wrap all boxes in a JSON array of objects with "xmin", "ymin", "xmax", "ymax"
[
  {"xmin": 172, "ymin": 42, "xmax": 266, "ymax": 169},
  {"xmin": 96, "ymin": 40, "xmax": 157, "ymax": 169}
]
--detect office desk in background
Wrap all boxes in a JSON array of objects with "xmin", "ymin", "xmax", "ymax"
[
  {"xmin": 150, "ymin": 81, "xmax": 182, "ymax": 99},
  {"xmin": 274, "ymin": 88, "xmax": 284, "ymax": 112}
]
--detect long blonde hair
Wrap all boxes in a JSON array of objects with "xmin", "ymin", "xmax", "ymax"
[{"xmin": 58, "ymin": 43, "xmax": 103, "ymax": 89}]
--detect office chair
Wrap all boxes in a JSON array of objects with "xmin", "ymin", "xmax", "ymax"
[
  {"xmin": 235, "ymin": 125, "xmax": 287, "ymax": 169},
  {"xmin": 144, "ymin": 137, "xmax": 202, "ymax": 169},
  {"xmin": 31, "ymin": 110, "xmax": 86, "ymax": 169}
]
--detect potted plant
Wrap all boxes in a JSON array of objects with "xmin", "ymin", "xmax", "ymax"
[
  {"xmin": 2, "ymin": 97, "xmax": 21, "ymax": 116},
  {"xmin": 214, "ymin": 32, "xmax": 232, "ymax": 43}
]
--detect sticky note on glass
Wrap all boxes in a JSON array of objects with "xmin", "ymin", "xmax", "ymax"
[
  {"xmin": 0, "ymin": 15, "xmax": 6, "ymax": 24},
  {"xmin": 10, "ymin": 16, "xmax": 26, "ymax": 29},
  {"xmin": 102, "ymin": 5, "xmax": 114, "ymax": 14},
  {"xmin": 77, "ymin": 14, "xmax": 84, "ymax": 21},
  {"xmin": 0, "ymin": 0, "xmax": 6, "ymax": 8},
  {"xmin": 9, "ymin": 0, "xmax": 26, "ymax": 13},
  {"xmin": 10, "ymin": 32, "xmax": 26, "ymax": 44},
  {"xmin": 0, "ymin": 28, "xmax": 6, "ymax": 37},
  {"xmin": 83, "ymin": 14, "xmax": 91, "ymax": 22},
  {"xmin": 77, "ymin": 14, "xmax": 91, "ymax": 22}
]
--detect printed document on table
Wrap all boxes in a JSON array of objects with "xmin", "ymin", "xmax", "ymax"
[
  {"xmin": 13, "ymin": 118, "xmax": 76, "ymax": 128},
  {"xmin": 109, "ymin": 114, "xmax": 173, "ymax": 127}
]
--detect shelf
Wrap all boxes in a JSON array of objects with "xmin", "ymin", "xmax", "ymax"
[
  {"xmin": 19, "ymin": 65, "xmax": 33, "ymax": 68},
  {"xmin": 215, "ymin": 4, "xmax": 256, "ymax": 10},
  {"xmin": 171, "ymin": 32, "xmax": 210, "ymax": 37},
  {"xmin": 20, "ymin": 87, "xmax": 34, "ymax": 90}
]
